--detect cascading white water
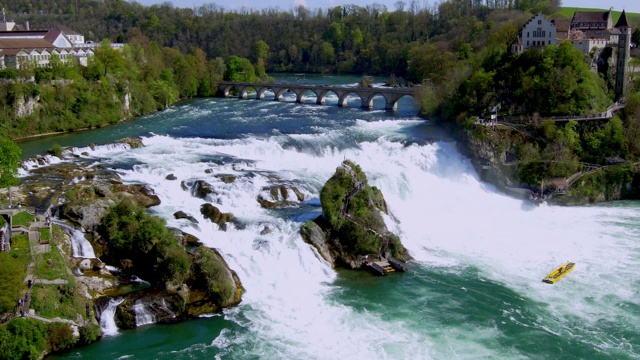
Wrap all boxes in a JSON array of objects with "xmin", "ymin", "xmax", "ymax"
[
  {"xmin": 99, "ymin": 298, "xmax": 124, "ymax": 336},
  {"xmin": 133, "ymin": 301, "xmax": 156, "ymax": 326},
  {"xmin": 55, "ymin": 221, "xmax": 96, "ymax": 258},
  {"xmin": 64, "ymin": 116, "xmax": 640, "ymax": 358},
  {"xmin": 160, "ymin": 299, "xmax": 176, "ymax": 318}
]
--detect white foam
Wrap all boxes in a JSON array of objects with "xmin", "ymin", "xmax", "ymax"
[{"xmin": 66, "ymin": 116, "xmax": 640, "ymax": 358}]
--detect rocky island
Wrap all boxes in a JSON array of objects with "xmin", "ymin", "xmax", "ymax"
[
  {"xmin": 0, "ymin": 138, "xmax": 243, "ymax": 358},
  {"xmin": 301, "ymin": 160, "xmax": 410, "ymax": 272}
]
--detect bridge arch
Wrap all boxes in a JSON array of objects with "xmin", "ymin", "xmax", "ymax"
[
  {"xmin": 255, "ymin": 87, "xmax": 270, "ymax": 100},
  {"xmin": 220, "ymin": 85, "xmax": 236, "ymax": 97},
  {"xmin": 238, "ymin": 86, "xmax": 254, "ymax": 99}
]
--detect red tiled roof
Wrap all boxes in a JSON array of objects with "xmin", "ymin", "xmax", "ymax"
[
  {"xmin": 0, "ymin": 38, "xmax": 57, "ymax": 55},
  {"xmin": 552, "ymin": 18, "xmax": 571, "ymax": 32},
  {"xmin": 43, "ymin": 29, "xmax": 64, "ymax": 42},
  {"xmin": 572, "ymin": 11, "xmax": 610, "ymax": 23},
  {"xmin": 0, "ymin": 30, "xmax": 48, "ymax": 38}
]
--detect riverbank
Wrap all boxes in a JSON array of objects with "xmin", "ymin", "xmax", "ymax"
[{"xmin": 454, "ymin": 119, "xmax": 640, "ymax": 205}]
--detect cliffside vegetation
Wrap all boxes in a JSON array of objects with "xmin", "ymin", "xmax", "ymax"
[
  {"xmin": 98, "ymin": 199, "xmax": 191, "ymax": 287},
  {"xmin": 0, "ymin": 39, "xmax": 269, "ymax": 140},
  {"xmin": 0, "ymin": 225, "xmax": 102, "ymax": 359}
]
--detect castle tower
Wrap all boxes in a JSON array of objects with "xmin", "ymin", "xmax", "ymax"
[{"xmin": 614, "ymin": 10, "xmax": 631, "ymax": 100}]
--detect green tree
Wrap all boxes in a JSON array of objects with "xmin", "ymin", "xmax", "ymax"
[
  {"xmin": 0, "ymin": 137, "xmax": 21, "ymax": 206},
  {"xmin": 319, "ymin": 42, "xmax": 336, "ymax": 65},
  {"xmin": 224, "ymin": 56, "xmax": 256, "ymax": 82},
  {"xmin": 94, "ymin": 40, "xmax": 125, "ymax": 77},
  {"xmin": 253, "ymin": 40, "xmax": 270, "ymax": 67}
]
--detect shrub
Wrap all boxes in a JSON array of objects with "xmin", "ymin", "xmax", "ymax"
[
  {"xmin": 0, "ymin": 318, "xmax": 48, "ymax": 360},
  {"xmin": 78, "ymin": 324, "xmax": 101, "ymax": 345},
  {"xmin": 193, "ymin": 247, "xmax": 233, "ymax": 304},
  {"xmin": 47, "ymin": 323, "xmax": 77, "ymax": 353},
  {"xmin": 48, "ymin": 144, "xmax": 64, "ymax": 158}
]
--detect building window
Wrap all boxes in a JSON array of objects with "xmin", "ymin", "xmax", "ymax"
[
  {"xmin": 538, "ymin": 20, "xmax": 542, "ymax": 25},
  {"xmin": 533, "ymin": 28, "xmax": 546, "ymax": 38}
]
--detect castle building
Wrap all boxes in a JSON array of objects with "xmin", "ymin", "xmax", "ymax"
[
  {"xmin": 0, "ymin": 8, "xmax": 122, "ymax": 70},
  {"xmin": 511, "ymin": 9, "xmax": 633, "ymax": 99},
  {"xmin": 512, "ymin": 9, "xmax": 631, "ymax": 56}
]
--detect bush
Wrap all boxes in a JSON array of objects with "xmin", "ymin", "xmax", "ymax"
[
  {"xmin": 0, "ymin": 69, "xmax": 19, "ymax": 79},
  {"xmin": 48, "ymin": 144, "xmax": 64, "ymax": 158},
  {"xmin": 193, "ymin": 247, "xmax": 233, "ymax": 304},
  {"xmin": 78, "ymin": 324, "xmax": 101, "ymax": 345},
  {"xmin": 0, "ymin": 318, "xmax": 48, "ymax": 360},
  {"xmin": 99, "ymin": 199, "xmax": 168, "ymax": 257},
  {"xmin": 47, "ymin": 323, "xmax": 77, "ymax": 353}
]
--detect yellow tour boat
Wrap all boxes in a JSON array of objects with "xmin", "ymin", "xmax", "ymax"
[{"xmin": 542, "ymin": 261, "xmax": 575, "ymax": 284}]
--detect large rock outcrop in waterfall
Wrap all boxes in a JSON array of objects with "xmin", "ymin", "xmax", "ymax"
[
  {"xmin": 300, "ymin": 160, "xmax": 410, "ymax": 269},
  {"xmin": 111, "ymin": 245, "xmax": 243, "ymax": 329},
  {"xmin": 12, "ymin": 137, "xmax": 243, "ymax": 330}
]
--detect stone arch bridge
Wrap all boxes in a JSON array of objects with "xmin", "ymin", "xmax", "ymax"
[{"xmin": 218, "ymin": 81, "xmax": 417, "ymax": 111}]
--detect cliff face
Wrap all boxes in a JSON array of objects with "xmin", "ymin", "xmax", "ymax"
[
  {"xmin": 301, "ymin": 160, "xmax": 409, "ymax": 269},
  {"xmin": 457, "ymin": 125, "xmax": 640, "ymax": 205},
  {"xmin": 457, "ymin": 125, "xmax": 522, "ymax": 191}
]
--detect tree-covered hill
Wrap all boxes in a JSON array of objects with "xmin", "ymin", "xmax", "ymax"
[{"xmin": 6, "ymin": 0, "xmax": 586, "ymax": 77}]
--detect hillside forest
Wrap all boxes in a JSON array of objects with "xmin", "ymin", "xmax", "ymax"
[{"xmin": 1, "ymin": 0, "xmax": 640, "ymax": 188}]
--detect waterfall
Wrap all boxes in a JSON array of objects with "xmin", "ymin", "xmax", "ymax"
[
  {"xmin": 133, "ymin": 300, "xmax": 156, "ymax": 326},
  {"xmin": 99, "ymin": 298, "xmax": 124, "ymax": 336},
  {"xmin": 55, "ymin": 220, "xmax": 96, "ymax": 258},
  {"xmin": 160, "ymin": 299, "xmax": 176, "ymax": 318}
]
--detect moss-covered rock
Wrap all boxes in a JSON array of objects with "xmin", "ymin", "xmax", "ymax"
[{"xmin": 304, "ymin": 160, "xmax": 410, "ymax": 269}]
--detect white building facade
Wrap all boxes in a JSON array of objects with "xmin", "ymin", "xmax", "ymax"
[{"xmin": 512, "ymin": 13, "xmax": 557, "ymax": 53}]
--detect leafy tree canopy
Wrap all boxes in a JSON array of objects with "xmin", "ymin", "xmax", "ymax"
[{"xmin": 0, "ymin": 137, "xmax": 22, "ymax": 190}]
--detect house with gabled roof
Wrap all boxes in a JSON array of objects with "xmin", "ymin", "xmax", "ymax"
[{"xmin": 511, "ymin": 13, "xmax": 557, "ymax": 53}]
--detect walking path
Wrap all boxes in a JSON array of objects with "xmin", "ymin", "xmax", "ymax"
[
  {"xmin": 339, "ymin": 161, "xmax": 393, "ymax": 257},
  {"xmin": 10, "ymin": 213, "xmax": 75, "ymax": 326}
]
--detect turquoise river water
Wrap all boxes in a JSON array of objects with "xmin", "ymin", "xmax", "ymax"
[{"xmin": 16, "ymin": 75, "xmax": 640, "ymax": 360}]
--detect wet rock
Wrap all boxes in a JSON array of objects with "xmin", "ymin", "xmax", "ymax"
[
  {"xmin": 200, "ymin": 203, "xmax": 234, "ymax": 230},
  {"xmin": 112, "ymin": 184, "xmax": 161, "ymax": 207},
  {"xmin": 300, "ymin": 220, "xmax": 332, "ymax": 264},
  {"xmin": 165, "ymin": 174, "xmax": 177, "ymax": 181},
  {"xmin": 174, "ymin": 211, "xmax": 199, "ymax": 224},
  {"xmin": 260, "ymin": 226, "xmax": 272, "ymax": 235},
  {"xmin": 215, "ymin": 174, "xmax": 237, "ymax": 184},
  {"xmin": 182, "ymin": 180, "xmax": 217, "ymax": 199},
  {"xmin": 257, "ymin": 185, "xmax": 305, "ymax": 209},
  {"xmin": 310, "ymin": 160, "xmax": 410, "ymax": 268},
  {"xmin": 115, "ymin": 137, "xmax": 144, "ymax": 149}
]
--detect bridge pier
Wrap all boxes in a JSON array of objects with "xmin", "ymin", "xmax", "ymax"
[
  {"xmin": 271, "ymin": 87, "xmax": 287, "ymax": 101},
  {"xmin": 336, "ymin": 91, "xmax": 350, "ymax": 107}
]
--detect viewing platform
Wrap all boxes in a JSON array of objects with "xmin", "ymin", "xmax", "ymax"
[{"xmin": 366, "ymin": 257, "xmax": 407, "ymax": 275}]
